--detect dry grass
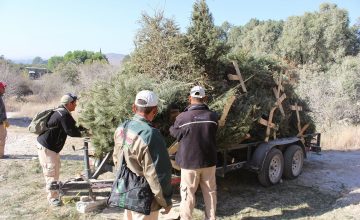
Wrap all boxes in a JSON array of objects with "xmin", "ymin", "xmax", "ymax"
[
  {"xmin": 0, "ymin": 159, "xmax": 338, "ymax": 220},
  {"xmin": 321, "ymin": 125, "xmax": 360, "ymax": 151},
  {"xmin": 0, "ymin": 159, "xmax": 96, "ymax": 220},
  {"xmin": 5, "ymin": 95, "xmax": 83, "ymax": 121},
  {"xmin": 5, "ymin": 95, "xmax": 60, "ymax": 117}
]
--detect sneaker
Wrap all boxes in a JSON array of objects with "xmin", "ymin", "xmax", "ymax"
[{"xmin": 49, "ymin": 198, "xmax": 62, "ymax": 207}]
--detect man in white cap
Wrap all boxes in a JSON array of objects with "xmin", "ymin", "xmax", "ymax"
[
  {"xmin": 37, "ymin": 93, "xmax": 82, "ymax": 206},
  {"xmin": 170, "ymin": 86, "xmax": 218, "ymax": 220},
  {"xmin": 113, "ymin": 90, "xmax": 173, "ymax": 220},
  {"xmin": 0, "ymin": 81, "xmax": 9, "ymax": 159}
]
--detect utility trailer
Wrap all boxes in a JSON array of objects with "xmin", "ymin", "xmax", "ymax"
[
  {"xmin": 168, "ymin": 133, "xmax": 321, "ymax": 186},
  {"xmin": 212, "ymin": 133, "xmax": 321, "ymax": 186},
  {"xmin": 60, "ymin": 132, "xmax": 320, "ymax": 198}
]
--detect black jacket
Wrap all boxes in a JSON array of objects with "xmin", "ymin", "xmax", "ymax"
[
  {"xmin": 169, "ymin": 104, "xmax": 218, "ymax": 169},
  {"xmin": 37, "ymin": 106, "xmax": 81, "ymax": 153}
]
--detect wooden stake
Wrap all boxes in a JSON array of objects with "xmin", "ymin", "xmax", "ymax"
[
  {"xmin": 290, "ymin": 103, "xmax": 303, "ymax": 132},
  {"xmin": 272, "ymin": 77, "xmax": 286, "ymax": 117},
  {"xmin": 297, "ymin": 123, "xmax": 309, "ymax": 137},
  {"xmin": 290, "ymin": 103, "xmax": 309, "ymax": 144},
  {"xmin": 219, "ymin": 96, "xmax": 236, "ymax": 127},
  {"xmin": 227, "ymin": 61, "xmax": 247, "ymax": 93},
  {"xmin": 258, "ymin": 107, "xmax": 278, "ymax": 142}
]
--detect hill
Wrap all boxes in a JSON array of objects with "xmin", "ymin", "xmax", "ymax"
[{"xmin": 105, "ymin": 53, "xmax": 126, "ymax": 66}]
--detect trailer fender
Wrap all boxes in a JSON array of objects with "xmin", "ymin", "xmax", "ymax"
[{"xmin": 249, "ymin": 137, "xmax": 304, "ymax": 172}]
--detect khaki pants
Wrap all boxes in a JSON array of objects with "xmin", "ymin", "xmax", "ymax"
[
  {"xmin": 37, "ymin": 143, "xmax": 61, "ymax": 201},
  {"xmin": 180, "ymin": 166, "xmax": 217, "ymax": 220},
  {"xmin": 124, "ymin": 209, "xmax": 159, "ymax": 220},
  {"xmin": 0, "ymin": 124, "xmax": 6, "ymax": 157}
]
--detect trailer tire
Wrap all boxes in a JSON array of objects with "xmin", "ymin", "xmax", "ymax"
[
  {"xmin": 258, "ymin": 148, "xmax": 284, "ymax": 186},
  {"xmin": 283, "ymin": 145, "xmax": 304, "ymax": 179}
]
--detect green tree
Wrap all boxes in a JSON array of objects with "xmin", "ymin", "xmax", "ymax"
[
  {"xmin": 279, "ymin": 3, "xmax": 358, "ymax": 66},
  {"xmin": 228, "ymin": 19, "xmax": 284, "ymax": 57},
  {"xmin": 47, "ymin": 56, "xmax": 64, "ymax": 71},
  {"xmin": 128, "ymin": 11, "xmax": 199, "ymax": 81},
  {"xmin": 32, "ymin": 56, "xmax": 45, "ymax": 65},
  {"xmin": 63, "ymin": 50, "xmax": 108, "ymax": 64},
  {"xmin": 55, "ymin": 62, "xmax": 80, "ymax": 85},
  {"xmin": 186, "ymin": 0, "xmax": 229, "ymax": 80}
]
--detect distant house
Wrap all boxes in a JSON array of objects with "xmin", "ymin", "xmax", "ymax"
[{"xmin": 25, "ymin": 67, "xmax": 50, "ymax": 79}]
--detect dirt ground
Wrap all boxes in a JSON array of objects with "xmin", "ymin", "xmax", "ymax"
[{"xmin": 0, "ymin": 115, "xmax": 360, "ymax": 219}]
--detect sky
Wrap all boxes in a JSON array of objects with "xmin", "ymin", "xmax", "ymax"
[{"xmin": 0, "ymin": 0, "xmax": 359, "ymax": 60}]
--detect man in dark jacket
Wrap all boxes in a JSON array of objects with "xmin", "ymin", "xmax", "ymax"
[
  {"xmin": 37, "ymin": 93, "xmax": 82, "ymax": 206},
  {"xmin": 0, "ymin": 82, "xmax": 9, "ymax": 159},
  {"xmin": 169, "ymin": 86, "xmax": 218, "ymax": 220},
  {"xmin": 113, "ymin": 90, "xmax": 173, "ymax": 220}
]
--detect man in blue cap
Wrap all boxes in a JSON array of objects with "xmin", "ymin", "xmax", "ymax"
[{"xmin": 37, "ymin": 93, "xmax": 82, "ymax": 206}]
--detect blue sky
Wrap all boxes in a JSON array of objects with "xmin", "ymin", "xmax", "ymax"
[{"xmin": 0, "ymin": 0, "xmax": 359, "ymax": 60}]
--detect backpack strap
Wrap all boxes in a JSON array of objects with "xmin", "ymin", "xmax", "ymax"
[
  {"xmin": 47, "ymin": 107, "xmax": 66, "ymax": 130},
  {"xmin": 54, "ymin": 107, "xmax": 67, "ymax": 116}
]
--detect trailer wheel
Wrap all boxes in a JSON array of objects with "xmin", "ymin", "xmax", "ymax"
[
  {"xmin": 258, "ymin": 148, "xmax": 284, "ymax": 186},
  {"xmin": 283, "ymin": 145, "xmax": 304, "ymax": 179}
]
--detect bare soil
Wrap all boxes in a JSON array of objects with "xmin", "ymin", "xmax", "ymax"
[{"xmin": 0, "ymin": 115, "xmax": 359, "ymax": 219}]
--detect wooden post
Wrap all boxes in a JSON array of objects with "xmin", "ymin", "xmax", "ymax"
[
  {"xmin": 290, "ymin": 103, "xmax": 309, "ymax": 144},
  {"xmin": 290, "ymin": 103, "xmax": 303, "ymax": 132},
  {"xmin": 272, "ymin": 77, "xmax": 286, "ymax": 117},
  {"xmin": 227, "ymin": 61, "xmax": 247, "ymax": 93},
  {"xmin": 297, "ymin": 123, "xmax": 309, "ymax": 137},
  {"xmin": 258, "ymin": 107, "xmax": 278, "ymax": 142},
  {"xmin": 218, "ymin": 96, "xmax": 236, "ymax": 127}
]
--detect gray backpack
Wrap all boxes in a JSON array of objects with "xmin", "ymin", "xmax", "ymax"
[{"xmin": 28, "ymin": 108, "xmax": 64, "ymax": 135}]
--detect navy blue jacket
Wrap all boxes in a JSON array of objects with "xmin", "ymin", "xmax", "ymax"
[{"xmin": 169, "ymin": 104, "xmax": 218, "ymax": 169}]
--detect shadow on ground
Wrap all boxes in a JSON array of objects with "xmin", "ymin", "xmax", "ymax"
[
  {"xmin": 192, "ymin": 169, "xmax": 338, "ymax": 219},
  {"xmin": 1, "ymin": 154, "xmax": 83, "ymax": 161},
  {"xmin": 8, "ymin": 117, "xmax": 32, "ymax": 128}
]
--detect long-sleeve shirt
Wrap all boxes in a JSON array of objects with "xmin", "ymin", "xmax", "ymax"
[
  {"xmin": 37, "ymin": 106, "xmax": 81, "ymax": 153},
  {"xmin": 169, "ymin": 104, "xmax": 218, "ymax": 169},
  {"xmin": 0, "ymin": 95, "xmax": 7, "ymax": 123},
  {"xmin": 113, "ymin": 114, "xmax": 173, "ymax": 211}
]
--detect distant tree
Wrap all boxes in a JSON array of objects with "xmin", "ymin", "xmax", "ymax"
[
  {"xmin": 279, "ymin": 3, "xmax": 358, "ymax": 66},
  {"xmin": 32, "ymin": 56, "xmax": 46, "ymax": 65},
  {"xmin": 121, "ymin": 55, "xmax": 131, "ymax": 63},
  {"xmin": 228, "ymin": 19, "xmax": 284, "ymax": 57},
  {"xmin": 55, "ymin": 62, "xmax": 80, "ymax": 85},
  {"xmin": 64, "ymin": 50, "xmax": 108, "ymax": 64},
  {"xmin": 186, "ymin": 0, "xmax": 229, "ymax": 80},
  {"xmin": 48, "ymin": 50, "xmax": 108, "ymax": 71},
  {"xmin": 47, "ymin": 56, "xmax": 64, "ymax": 71}
]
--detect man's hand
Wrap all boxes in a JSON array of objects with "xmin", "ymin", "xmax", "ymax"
[
  {"xmin": 78, "ymin": 125, "xmax": 87, "ymax": 131},
  {"xmin": 3, "ymin": 120, "xmax": 9, "ymax": 128},
  {"xmin": 160, "ymin": 204, "xmax": 172, "ymax": 215},
  {"xmin": 78, "ymin": 125, "xmax": 90, "ymax": 137}
]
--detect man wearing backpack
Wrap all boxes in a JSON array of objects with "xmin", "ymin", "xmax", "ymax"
[
  {"xmin": 37, "ymin": 93, "xmax": 82, "ymax": 207},
  {"xmin": 113, "ymin": 90, "xmax": 173, "ymax": 220},
  {"xmin": 0, "ymin": 82, "xmax": 9, "ymax": 159}
]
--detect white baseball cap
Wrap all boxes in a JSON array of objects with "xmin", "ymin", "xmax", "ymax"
[
  {"xmin": 135, "ymin": 90, "xmax": 158, "ymax": 107},
  {"xmin": 190, "ymin": 86, "xmax": 205, "ymax": 98},
  {"xmin": 60, "ymin": 93, "xmax": 78, "ymax": 105}
]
